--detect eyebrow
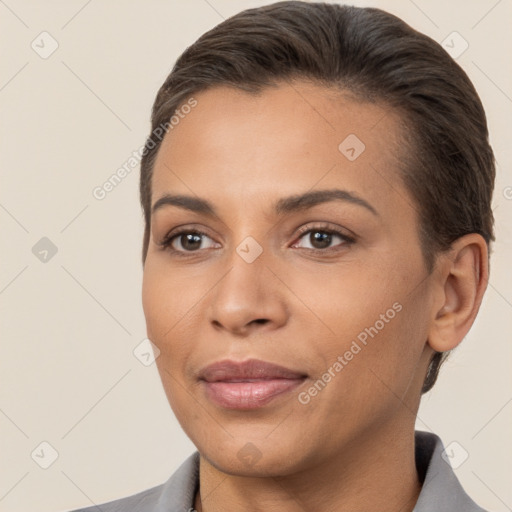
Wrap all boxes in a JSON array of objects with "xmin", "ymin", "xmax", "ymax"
[{"xmin": 151, "ymin": 189, "xmax": 378, "ymax": 217}]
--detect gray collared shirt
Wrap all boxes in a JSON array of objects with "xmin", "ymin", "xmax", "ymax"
[{"xmin": 67, "ymin": 431, "xmax": 488, "ymax": 512}]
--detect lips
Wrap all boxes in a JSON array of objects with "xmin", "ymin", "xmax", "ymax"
[{"xmin": 199, "ymin": 359, "xmax": 307, "ymax": 409}]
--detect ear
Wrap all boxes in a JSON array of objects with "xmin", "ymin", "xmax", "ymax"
[{"xmin": 427, "ymin": 234, "xmax": 489, "ymax": 353}]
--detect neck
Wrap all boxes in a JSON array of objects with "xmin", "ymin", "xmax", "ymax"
[{"xmin": 194, "ymin": 423, "xmax": 422, "ymax": 512}]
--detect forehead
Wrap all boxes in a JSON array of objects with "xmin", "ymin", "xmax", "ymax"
[{"xmin": 151, "ymin": 81, "xmax": 409, "ymax": 215}]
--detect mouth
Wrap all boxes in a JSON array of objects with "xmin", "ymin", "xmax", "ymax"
[{"xmin": 199, "ymin": 359, "xmax": 307, "ymax": 410}]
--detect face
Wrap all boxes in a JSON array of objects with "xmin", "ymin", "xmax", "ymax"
[{"xmin": 142, "ymin": 81, "xmax": 436, "ymax": 476}]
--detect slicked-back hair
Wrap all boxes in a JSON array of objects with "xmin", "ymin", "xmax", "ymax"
[{"xmin": 139, "ymin": 1, "xmax": 495, "ymax": 393}]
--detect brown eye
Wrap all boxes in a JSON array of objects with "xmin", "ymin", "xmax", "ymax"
[
  {"xmin": 295, "ymin": 229, "xmax": 350, "ymax": 250},
  {"xmin": 309, "ymin": 231, "xmax": 332, "ymax": 249},
  {"xmin": 175, "ymin": 233, "xmax": 204, "ymax": 251},
  {"xmin": 160, "ymin": 229, "xmax": 219, "ymax": 253}
]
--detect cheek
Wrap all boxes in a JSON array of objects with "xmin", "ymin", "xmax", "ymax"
[
  {"xmin": 337, "ymin": 294, "xmax": 428, "ymax": 412},
  {"xmin": 142, "ymin": 257, "xmax": 199, "ymax": 342},
  {"xmin": 290, "ymin": 262, "xmax": 402, "ymax": 354},
  {"xmin": 295, "ymin": 260, "xmax": 428, "ymax": 400},
  {"xmin": 142, "ymin": 258, "xmax": 207, "ymax": 385},
  {"xmin": 142, "ymin": 265, "xmax": 198, "ymax": 416},
  {"xmin": 142, "ymin": 257, "xmax": 163, "ymax": 325}
]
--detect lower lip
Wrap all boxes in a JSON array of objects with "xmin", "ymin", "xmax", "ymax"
[{"xmin": 203, "ymin": 378, "xmax": 304, "ymax": 409}]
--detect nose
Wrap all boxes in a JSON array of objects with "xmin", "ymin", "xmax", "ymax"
[{"xmin": 207, "ymin": 248, "xmax": 288, "ymax": 336}]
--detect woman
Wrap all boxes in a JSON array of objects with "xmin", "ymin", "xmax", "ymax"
[{"xmin": 70, "ymin": 2, "xmax": 495, "ymax": 510}]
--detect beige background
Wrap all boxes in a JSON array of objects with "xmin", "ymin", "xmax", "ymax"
[{"xmin": 1, "ymin": 1, "xmax": 511, "ymax": 511}]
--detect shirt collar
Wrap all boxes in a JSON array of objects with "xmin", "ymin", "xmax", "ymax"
[{"xmin": 413, "ymin": 431, "xmax": 486, "ymax": 511}]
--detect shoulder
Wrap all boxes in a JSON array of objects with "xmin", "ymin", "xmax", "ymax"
[
  {"xmin": 62, "ymin": 452, "xmax": 200, "ymax": 512},
  {"xmin": 66, "ymin": 484, "xmax": 165, "ymax": 512}
]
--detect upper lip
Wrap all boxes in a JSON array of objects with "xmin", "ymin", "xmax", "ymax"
[{"xmin": 199, "ymin": 359, "xmax": 306, "ymax": 382}]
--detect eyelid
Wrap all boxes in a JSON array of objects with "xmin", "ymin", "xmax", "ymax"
[{"xmin": 158, "ymin": 223, "xmax": 218, "ymax": 243}]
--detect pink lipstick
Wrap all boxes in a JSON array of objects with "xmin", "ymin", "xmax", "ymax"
[{"xmin": 199, "ymin": 359, "xmax": 306, "ymax": 409}]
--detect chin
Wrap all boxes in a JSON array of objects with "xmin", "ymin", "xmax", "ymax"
[
  {"xmin": 193, "ymin": 430, "xmax": 314, "ymax": 478},
  {"xmin": 202, "ymin": 447, "xmax": 303, "ymax": 478}
]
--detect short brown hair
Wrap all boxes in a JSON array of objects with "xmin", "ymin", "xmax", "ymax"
[{"xmin": 139, "ymin": 1, "xmax": 495, "ymax": 393}]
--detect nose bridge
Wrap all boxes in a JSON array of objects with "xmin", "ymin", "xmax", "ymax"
[
  {"xmin": 207, "ymin": 235, "xmax": 288, "ymax": 333},
  {"xmin": 217, "ymin": 238, "xmax": 270, "ymax": 309}
]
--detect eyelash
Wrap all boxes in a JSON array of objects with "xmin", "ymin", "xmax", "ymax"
[{"xmin": 158, "ymin": 223, "xmax": 355, "ymax": 257}]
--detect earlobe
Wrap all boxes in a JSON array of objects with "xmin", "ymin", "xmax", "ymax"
[{"xmin": 427, "ymin": 234, "xmax": 488, "ymax": 353}]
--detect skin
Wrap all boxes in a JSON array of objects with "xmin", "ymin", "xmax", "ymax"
[{"xmin": 141, "ymin": 80, "xmax": 488, "ymax": 512}]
